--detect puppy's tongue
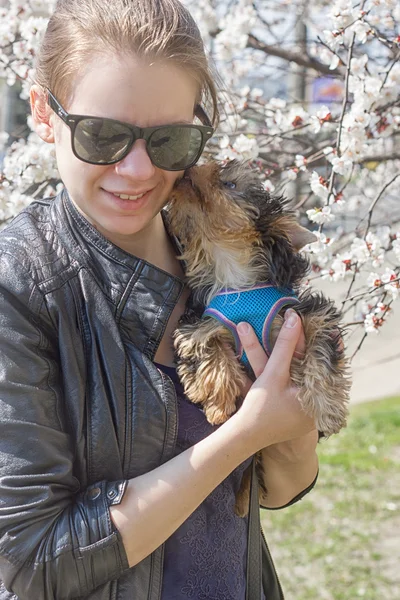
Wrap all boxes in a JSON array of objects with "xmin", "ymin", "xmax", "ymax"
[{"xmin": 177, "ymin": 173, "xmax": 193, "ymax": 187}]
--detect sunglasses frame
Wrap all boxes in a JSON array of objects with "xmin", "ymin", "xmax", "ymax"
[{"xmin": 47, "ymin": 89, "xmax": 214, "ymax": 171}]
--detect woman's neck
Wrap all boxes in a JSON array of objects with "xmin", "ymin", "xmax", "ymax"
[
  {"xmin": 71, "ymin": 196, "xmax": 183, "ymax": 278},
  {"xmin": 110, "ymin": 213, "xmax": 183, "ymax": 278}
]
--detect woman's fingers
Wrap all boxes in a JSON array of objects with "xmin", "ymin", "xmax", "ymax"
[
  {"xmin": 262, "ymin": 309, "xmax": 302, "ymax": 381},
  {"xmin": 237, "ymin": 309, "xmax": 305, "ymax": 380},
  {"xmin": 293, "ymin": 321, "xmax": 306, "ymax": 360},
  {"xmin": 237, "ymin": 322, "xmax": 268, "ymax": 379}
]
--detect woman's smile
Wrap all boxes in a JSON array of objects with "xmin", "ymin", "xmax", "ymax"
[{"xmin": 103, "ymin": 187, "xmax": 154, "ymax": 212}]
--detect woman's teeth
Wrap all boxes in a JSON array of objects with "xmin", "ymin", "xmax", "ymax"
[{"xmin": 114, "ymin": 192, "xmax": 145, "ymax": 201}]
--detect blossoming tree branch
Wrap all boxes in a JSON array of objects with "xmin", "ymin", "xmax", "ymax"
[{"xmin": 0, "ymin": 0, "xmax": 399, "ymax": 353}]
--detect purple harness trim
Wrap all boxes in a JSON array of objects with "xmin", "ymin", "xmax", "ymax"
[
  {"xmin": 262, "ymin": 296, "xmax": 299, "ymax": 355},
  {"xmin": 204, "ymin": 307, "xmax": 245, "ymax": 360}
]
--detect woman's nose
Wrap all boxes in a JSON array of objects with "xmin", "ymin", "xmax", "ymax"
[{"xmin": 114, "ymin": 139, "xmax": 156, "ymax": 180}]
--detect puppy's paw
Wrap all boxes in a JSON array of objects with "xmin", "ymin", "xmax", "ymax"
[
  {"xmin": 204, "ymin": 402, "xmax": 236, "ymax": 425},
  {"xmin": 175, "ymin": 317, "xmax": 246, "ymax": 425}
]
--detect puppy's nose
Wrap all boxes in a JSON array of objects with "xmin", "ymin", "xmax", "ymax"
[{"xmin": 186, "ymin": 162, "xmax": 218, "ymax": 188}]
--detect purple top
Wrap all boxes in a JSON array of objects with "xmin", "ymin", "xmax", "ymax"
[{"xmin": 156, "ymin": 363, "xmax": 252, "ymax": 600}]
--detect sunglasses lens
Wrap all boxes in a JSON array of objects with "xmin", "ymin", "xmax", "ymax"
[
  {"xmin": 74, "ymin": 118, "xmax": 133, "ymax": 164},
  {"xmin": 149, "ymin": 126, "xmax": 203, "ymax": 170}
]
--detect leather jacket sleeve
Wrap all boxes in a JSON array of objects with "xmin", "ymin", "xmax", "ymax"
[{"xmin": 0, "ymin": 252, "xmax": 130, "ymax": 599}]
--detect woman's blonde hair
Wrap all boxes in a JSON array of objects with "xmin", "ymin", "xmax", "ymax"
[{"xmin": 34, "ymin": 0, "xmax": 219, "ymax": 126}]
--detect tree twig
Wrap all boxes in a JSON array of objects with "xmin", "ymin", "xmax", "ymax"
[
  {"xmin": 363, "ymin": 173, "xmax": 400, "ymax": 240},
  {"xmin": 247, "ymin": 34, "xmax": 342, "ymax": 76}
]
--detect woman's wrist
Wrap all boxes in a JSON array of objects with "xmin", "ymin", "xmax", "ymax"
[
  {"xmin": 219, "ymin": 411, "xmax": 264, "ymax": 458},
  {"xmin": 228, "ymin": 407, "xmax": 277, "ymax": 456}
]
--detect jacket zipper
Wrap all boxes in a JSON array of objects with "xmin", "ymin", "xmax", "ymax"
[{"xmin": 260, "ymin": 525, "xmax": 285, "ymax": 600}]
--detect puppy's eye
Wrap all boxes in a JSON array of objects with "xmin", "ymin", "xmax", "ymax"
[{"xmin": 223, "ymin": 181, "xmax": 236, "ymax": 189}]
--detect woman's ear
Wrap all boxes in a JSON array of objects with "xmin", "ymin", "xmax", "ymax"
[{"xmin": 30, "ymin": 85, "xmax": 55, "ymax": 143}]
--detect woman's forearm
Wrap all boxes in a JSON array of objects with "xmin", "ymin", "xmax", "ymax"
[
  {"xmin": 259, "ymin": 430, "xmax": 319, "ymax": 509},
  {"xmin": 111, "ymin": 316, "xmax": 318, "ymax": 567},
  {"xmin": 110, "ymin": 412, "xmax": 256, "ymax": 568}
]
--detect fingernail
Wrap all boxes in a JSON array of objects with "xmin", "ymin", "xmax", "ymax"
[
  {"xmin": 237, "ymin": 322, "xmax": 250, "ymax": 335},
  {"xmin": 284, "ymin": 309, "xmax": 298, "ymax": 328}
]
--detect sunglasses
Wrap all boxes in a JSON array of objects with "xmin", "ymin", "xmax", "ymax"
[{"xmin": 47, "ymin": 90, "xmax": 214, "ymax": 171}]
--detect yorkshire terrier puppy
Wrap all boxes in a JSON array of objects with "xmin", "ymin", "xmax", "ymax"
[{"xmin": 168, "ymin": 160, "xmax": 351, "ymax": 516}]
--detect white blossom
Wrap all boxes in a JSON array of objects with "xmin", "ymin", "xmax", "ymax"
[
  {"xmin": 317, "ymin": 106, "xmax": 331, "ymax": 120},
  {"xmin": 331, "ymin": 156, "xmax": 353, "ymax": 177},
  {"xmin": 329, "ymin": 54, "xmax": 340, "ymax": 71},
  {"xmin": 305, "ymin": 231, "xmax": 335, "ymax": 255},
  {"xmin": 214, "ymin": 0, "xmax": 257, "ymax": 62},
  {"xmin": 367, "ymin": 269, "xmax": 399, "ymax": 300},
  {"xmin": 351, "ymin": 20, "xmax": 371, "ymax": 44},
  {"xmin": 219, "ymin": 134, "xmax": 230, "ymax": 149},
  {"xmin": 219, "ymin": 114, "xmax": 248, "ymax": 134},
  {"xmin": 310, "ymin": 171, "xmax": 329, "ymax": 201},
  {"xmin": 310, "ymin": 117, "xmax": 322, "ymax": 134},
  {"xmin": 351, "ymin": 54, "xmax": 368, "ymax": 77},
  {"xmin": 340, "ymin": 112, "xmax": 369, "ymax": 156},
  {"xmin": 307, "ymin": 206, "xmax": 335, "ymax": 225},
  {"xmin": 321, "ymin": 253, "xmax": 352, "ymax": 281},
  {"xmin": 232, "ymin": 135, "xmax": 259, "ymax": 160},
  {"xmin": 351, "ymin": 233, "xmax": 385, "ymax": 268},
  {"xmin": 266, "ymin": 98, "xmax": 286, "ymax": 110},
  {"xmin": 295, "ymin": 155, "xmax": 307, "ymax": 170},
  {"xmin": 381, "ymin": 268, "xmax": 400, "ymax": 300},
  {"xmin": 331, "ymin": 0, "xmax": 356, "ymax": 28},
  {"xmin": 182, "ymin": 0, "xmax": 217, "ymax": 39},
  {"xmin": 2, "ymin": 135, "xmax": 59, "ymax": 212},
  {"xmin": 250, "ymin": 88, "xmax": 263, "ymax": 100},
  {"xmin": 323, "ymin": 146, "xmax": 335, "ymax": 161},
  {"xmin": 322, "ymin": 30, "xmax": 343, "ymax": 51},
  {"xmin": 364, "ymin": 313, "xmax": 380, "ymax": 333},
  {"xmin": 263, "ymin": 180, "xmax": 275, "ymax": 193}
]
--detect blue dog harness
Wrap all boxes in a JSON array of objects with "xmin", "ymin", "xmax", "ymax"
[{"xmin": 203, "ymin": 284, "xmax": 299, "ymax": 368}]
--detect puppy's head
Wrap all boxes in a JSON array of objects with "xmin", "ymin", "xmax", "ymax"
[
  {"xmin": 169, "ymin": 160, "xmax": 260, "ymax": 238},
  {"xmin": 168, "ymin": 160, "xmax": 315, "ymax": 293}
]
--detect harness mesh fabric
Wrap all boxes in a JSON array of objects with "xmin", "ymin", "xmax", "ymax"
[{"xmin": 203, "ymin": 284, "xmax": 299, "ymax": 368}]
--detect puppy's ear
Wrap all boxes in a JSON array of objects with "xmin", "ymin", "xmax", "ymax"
[{"xmin": 285, "ymin": 220, "xmax": 317, "ymax": 251}]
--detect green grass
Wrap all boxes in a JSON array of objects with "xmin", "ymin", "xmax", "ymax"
[{"xmin": 262, "ymin": 396, "xmax": 400, "ymax": 600}]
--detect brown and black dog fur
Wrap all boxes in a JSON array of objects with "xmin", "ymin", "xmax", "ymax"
[{"xmin": 168, "ymin": 160, "xmax": 351, "ymax": 516}]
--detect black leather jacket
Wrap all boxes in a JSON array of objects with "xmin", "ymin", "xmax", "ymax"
[{"xmin": 0, "ymin": 190, "xmax": 284, "ymax": 600}]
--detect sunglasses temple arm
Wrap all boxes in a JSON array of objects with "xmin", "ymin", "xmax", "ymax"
[
  {"xmin": 195, "ymin": 104, "xmax": 213, "ymax": 128},
  {"xmin": 47, "ymin": 89, "xmax": 69, "ymax": 123}
]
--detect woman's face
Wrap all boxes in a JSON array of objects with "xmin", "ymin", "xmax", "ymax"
[{"xmin": 33, "ymin": 54, "xmax": 199, "ymax": 247}]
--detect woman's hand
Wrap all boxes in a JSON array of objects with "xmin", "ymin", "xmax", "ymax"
[
  {"xmin": 235, "ymin": 309, "xmax": 316, "ymax": 454},
  {"xmin": 235, "ymin": 309, "xmax": 319, "ymax": 507}
]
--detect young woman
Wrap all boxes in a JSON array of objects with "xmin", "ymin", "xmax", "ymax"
[{"xmin": 0, "ymin": 1, "xmax": 319, "ymax": 598}]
